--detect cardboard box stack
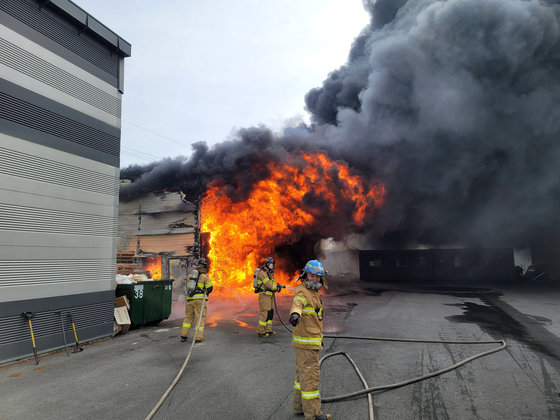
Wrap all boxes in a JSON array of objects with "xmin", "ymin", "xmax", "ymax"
[{"xmin": 114, "ymin": 295, "xmax": 131, "ymax": 335}]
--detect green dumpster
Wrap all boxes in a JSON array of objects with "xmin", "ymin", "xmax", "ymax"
[{"xmin": 115, "ymin": 280, "xmax": 173, "ymax": 326}]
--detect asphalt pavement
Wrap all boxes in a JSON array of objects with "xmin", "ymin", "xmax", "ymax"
[{"xmin": 2, "ymin": 278, "xmax": 560, "ymax": 420}]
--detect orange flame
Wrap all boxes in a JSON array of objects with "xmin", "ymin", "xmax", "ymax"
[
  {"xmin": 200, "ymin": 152, "xmax": 385, "ymax": 298},
  {"xmin": 143, "ymin": 257, "xmax": 161, "ymax": 279}
]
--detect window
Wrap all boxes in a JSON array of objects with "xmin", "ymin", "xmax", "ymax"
[
  {"xmin": 395, "ymin": 257, "xmax": 408, "ymax": 268},
  {"xmin": 369, "ymin": 258, "xmax": 382, "ymax": 268},
  {"xmin": 453, "ymin": 255, "xmax": 463, "ymax": 267},
  {"xmin": 479, "ymin": 251, "xmax": 489, "ymax": 266}
]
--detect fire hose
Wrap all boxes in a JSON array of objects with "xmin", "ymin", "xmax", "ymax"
[
  {"xmin": 144, "ymin": 289, "xmax": 507, "ymax": 420},
  {"xmin": 145, "ymin": 290, "xmax": 207, "ymax": 420},
  {"xmin": 273, "ymin": 294, "xmax": 508, "ymax": 420}
]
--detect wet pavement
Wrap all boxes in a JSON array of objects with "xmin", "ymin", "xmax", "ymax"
[{"xmin": 2, "ymin": 279, "xmax": 560, "ymax": 419}]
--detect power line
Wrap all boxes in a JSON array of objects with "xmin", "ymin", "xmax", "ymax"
[
  {"xmin": 121, "ymin": 146, "xmax": 162, "ymax": 163},
  {"xmin": 123, "ymin": 119, "xmax": 196, "ymax": 148}
]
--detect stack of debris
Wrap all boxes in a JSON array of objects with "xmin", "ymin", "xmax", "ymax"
[{"xmin": 113, "ymin": 295, "xmax": 131, "ymax": 336}]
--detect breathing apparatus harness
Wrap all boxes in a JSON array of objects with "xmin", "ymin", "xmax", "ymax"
[
  {"xmin": 253, "ymin": 257, "xmax": 284, "ymax": 293},
  {"xmin": 252, "ymin": 268, "xmax": 262, "ymax": 293},
  {"xmin": 186, "ymin": 258, "xmax": 211, "ymax": 299},
  {"xmin": 185, "ymin": 269, "xmax": 200, "ymax": 297},
  {"xmin": 146, "ymin": 256, "xmax": 215, "ymax": 419}
]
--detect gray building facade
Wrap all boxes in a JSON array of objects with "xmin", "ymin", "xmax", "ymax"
[{"xmin": 0, "ymin": 0, "xmax": 131, "ymax": 363}]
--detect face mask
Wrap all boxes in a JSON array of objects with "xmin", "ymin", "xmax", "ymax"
[
  {"xmin": 305, "ymin": 279, "xmax": 322, "ymax": 290},
  {"xmin": 267, "ymin": 263, "xmax": 274, "ymax": 272}
]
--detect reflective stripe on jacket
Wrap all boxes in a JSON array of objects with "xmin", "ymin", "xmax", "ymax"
[
  {"xmin": 257, "ymin": 269, "xmax": 276, "ymax": 296},
  {"xmin": 187, "ymin": 273, "xmax": 212, "ymax": 300},
  {"xmin": 289, "ymin": 283, "xmax": 323, "ymax": 350}
]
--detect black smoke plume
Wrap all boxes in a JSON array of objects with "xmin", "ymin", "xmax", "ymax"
[{"xmin": 121, "ymin": 0, "xmax": 560, "ymax": 250}]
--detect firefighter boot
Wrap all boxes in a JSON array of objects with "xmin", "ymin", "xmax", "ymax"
[{"xmin": 315, "ymin": 414, "xmax": 332, "ymax": 420}]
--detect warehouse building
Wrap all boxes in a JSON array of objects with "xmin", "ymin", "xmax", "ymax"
[
  {"xmin": 0, "ymin": 0, "xmax": 131, "ymax": 363},
  {"xmin": 117, "ymin": 187, "xmax": 199, "ymax": 280}
]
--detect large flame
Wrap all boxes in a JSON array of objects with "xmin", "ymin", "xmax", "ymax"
[{"xmin": 201, "ymin": 152, "xmax": 385, "ymax": 297}]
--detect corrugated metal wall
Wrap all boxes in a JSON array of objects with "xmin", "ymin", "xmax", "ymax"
[
  {"xmin": 0, "ymin": 0, "xmax": 130, "ymax": 363},
  {"xmin": 1, "ymin": 0, "xmax": 120, "ymax": 79}
]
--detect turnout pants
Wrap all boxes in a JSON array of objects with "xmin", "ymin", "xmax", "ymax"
[
  {"xmin": 293, "ymin": 347, "xmax": 323, "ymax": 420},
  {"xmin": 181, "ymin": 298, "xmax": 207, "ymax": 340},
  {"xmin": 256, "ymin": 293, "xmax": 274, "ymax": 335}
]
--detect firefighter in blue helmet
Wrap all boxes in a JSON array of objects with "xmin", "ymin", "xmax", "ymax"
[
  {"xmin": 256, "ymin": 257, "xmax": 282, "ymax": 337},
  {"xmin": 289, "ymin": 259, "xmax": 332, "ymax": 420}
]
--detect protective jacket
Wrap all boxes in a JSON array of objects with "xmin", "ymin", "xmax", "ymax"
[
  {"xmin": 256, "ymin": 267, "xmax": 276, "ymax": 335},
  {"xmin": 185, "ymin": 267, "xmax": 213, "ymax": 300},
  {"xmin": 181, "ymin": 265, "xmax": 212, "ymax": 341},
  {"xmin": 256, "ymin": 268, "xmax": 276, "ymax": 295},
  {"xmin": 289, "ymin": 283, "xmax": 323, "ymax": 350}
]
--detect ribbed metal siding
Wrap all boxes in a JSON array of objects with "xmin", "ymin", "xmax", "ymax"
[
  {"xmin": 0, "ymin": 301, "xmax": 113, "ymax": 346},
  {"xmin": 0, "ymin": 203, "xmax": 117, "ymax": 236},
  {"xmin": 0, "ymin": 92, "xmax": 119, "ymax": 157},
  {"xmin": 1, "ymin": 133, "xmax": 119, "ymax": 302},
  {"xmin": 0, "ymin": 260, "xmax": 115, "ymax": 287},
  {"xmin": 0, "ymin": 0, "xmax": 119, "ymax": 78},
  {"xmin": 0, "ymin": 146, "xmax": 119, "ymax": 196},
  {"xmin": 0, "ymin": 37, "xmax": 121, "ymax": 117}
]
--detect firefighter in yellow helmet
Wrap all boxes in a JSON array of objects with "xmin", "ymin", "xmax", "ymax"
[
  {"xmin": 255, "ymin": 257, "xmax": 283, "ymax": 337},
  {"xmin": 289, "ymin": 259, "xmax": 332, "ymax": 420},
  {"xmin": 180, "ymin": 258, "xmax": 213, "ymax": 343}
]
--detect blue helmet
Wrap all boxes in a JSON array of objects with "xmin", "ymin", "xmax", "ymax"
[{"xmin": 304, "ymin": 260, "xmax": 324, "ymax": 276}]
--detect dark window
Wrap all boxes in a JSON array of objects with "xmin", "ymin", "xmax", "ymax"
[
  {"xmin": 369, "ymin": 259, "xmax": 382, "ymax": 268},
  {"xmin": 453, "ymin": 255, "xmax": 463, "ymax": 267},
  {"xmin": 395, "ymin": 257, "xmax": 407, "ymax": 268},
  {"xmin": 438, "ymin": 257, "xmax": 451, "ymax": 265}
]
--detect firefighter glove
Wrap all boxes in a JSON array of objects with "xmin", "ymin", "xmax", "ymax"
[
  {"xmin": 289, "ymin": 313, "xmax": 300, "ymax": 326},
  {"xmin": 276, "ymin": 284, "xmax": 283, "ymax": 293}
]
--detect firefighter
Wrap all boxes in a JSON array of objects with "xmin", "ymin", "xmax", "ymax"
[
  {"xmin": 180, "ymin": 258, "xmax": 213, "ymax": 343},
  {"xmin": 256, "ymin": 256, "xmax": 282, "ymax": 337},
  {"xmin": 289, "ymin": 259, "xmax": 332, "ymax": 420}
]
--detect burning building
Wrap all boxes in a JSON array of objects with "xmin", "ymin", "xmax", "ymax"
[
  {"xmin": 120, "ymin": 150, "xmax": 386, "ymax": 297},
  {"xmin": 120, "ymin": 0, "xmax": 560, "ymax": 290},
  {"xmin": 0, "ymin": 0, "xmax": 130, "ymax": 363},
  {"xmin": 117, "ymin": 186, "xmax": 199, "ymax": 281}
]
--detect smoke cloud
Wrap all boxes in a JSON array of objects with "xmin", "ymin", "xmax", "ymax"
[{"xmin": 121, "ymin": 0, "xmax": 560, "ymax": 249}]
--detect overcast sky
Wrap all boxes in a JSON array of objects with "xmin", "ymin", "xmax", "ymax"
[{"xmin": 72, "ymin": 0, "xmax": 369, "ymax": 168}]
